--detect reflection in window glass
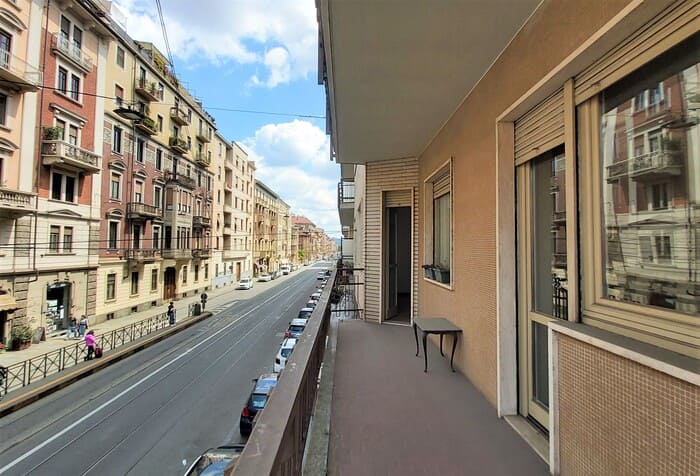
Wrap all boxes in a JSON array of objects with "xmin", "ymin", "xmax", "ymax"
[{"xmin": 601, "ymin": 39, "xmax": 699, "ymax": 316}]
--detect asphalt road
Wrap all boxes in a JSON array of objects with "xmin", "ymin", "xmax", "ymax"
[{"xmin": 0, "ymin": 265, "xmax": 328, "ymax": 476}]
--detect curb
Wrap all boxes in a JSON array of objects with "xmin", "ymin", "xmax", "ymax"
[{"xmin": 0, "ymin": 311, "xmax": 213, "ymax": 418}]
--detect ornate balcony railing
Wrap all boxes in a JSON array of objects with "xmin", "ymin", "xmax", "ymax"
[
  {"xmin": 125, "ymin": 248, "xmax": 161, "ymax": 262},
  {"xmin": 170, "ymin": 106, "xmax": 189, "ymax": 125},
  {"xmin": 127, "ymin": 202, "xmax": 162, "ymax": 220},
  {"xmin": 169, "ymin": 136, "xmax": 190, "ymax": 154},
  {"xmin": 191, "ymin": 248, "xmax": 211, "ymax": 259},
  {"xmin": 135, "ymin": 77, "xmax": 163, "ymax": 102},
  {"xmin": 41, "ymin": 140, "xmax": 100, "ymax": 174},
  {"xmin": 192, "ymin": 215, "xmax": 211, "ymax": 228},
  {"xmin": 630, "ymin": 151, "xmax": 682, "ymax": 180},
  {"xmin": 0, "ymin": 49, "xmax": 42, "ymax": 90},
  {"xmin": 51, "ymin": 34, "xmax": 93, "ymax": 73},
  {"xmin": 161, "ymin": 248, "xmax": 191, "ymax": 260},
  {"xmin": 165, "ymin": 171, "xmax": 196, "ymax": 189},
  {"xmin": 0, "ymin": 188, "xmax": 35, "ymax": 214}
]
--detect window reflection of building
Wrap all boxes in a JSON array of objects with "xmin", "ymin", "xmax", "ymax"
[{"xmin": 602, "ymin": 46, "xmax": 699, "ymax": 316}]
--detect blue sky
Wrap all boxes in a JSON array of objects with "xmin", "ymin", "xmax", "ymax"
[{"xmin": 114, "ymin": 0, "xmax": 340, "ymax": 236}]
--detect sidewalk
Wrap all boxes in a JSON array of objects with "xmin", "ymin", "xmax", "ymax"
[{"xmin": 0, "ymin": 272, "xmax": 299, "ymax": 368}]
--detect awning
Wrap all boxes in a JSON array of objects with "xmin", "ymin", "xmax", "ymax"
[{"xmin": 0, "ymin": 292, "xmax": 18, "ymax": 312}]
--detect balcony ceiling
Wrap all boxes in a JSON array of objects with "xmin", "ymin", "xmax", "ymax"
[{"xmin": 319, "ymin": 0, "xmax": 542, "ymax": 164}]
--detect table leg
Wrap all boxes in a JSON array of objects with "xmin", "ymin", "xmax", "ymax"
[
  {"xmin": 422, "ymin": 331, "xmax": 428, "ymax": 373},
  {"xmin": 439, "ymin": 334, "xmax": 444, "ymax": 357},
  {"xmin": 450, "ymin": 333, "xmax": 458, "ymax": 372},
  {"xmin": 413, "ymin": 323, "xmax": 419, "ymax": 356}
]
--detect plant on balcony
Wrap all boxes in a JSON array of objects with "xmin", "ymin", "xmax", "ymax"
[
  {"xmin": 169, "ymin": 136, "xmax": 188, "ymax": 149},
  {"xmin": 140, "ymin": 116, "xmax": 157, "ymax": 132},
  {"xmin": 660, "ymin": 136, "xmax": 681, "ymax": 152},
  {"xmin": 43, "ymin": 126, "xmax": 64, "ymax": 140}
]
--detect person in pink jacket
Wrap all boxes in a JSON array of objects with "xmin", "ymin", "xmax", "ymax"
[{"xmin": 84, "ymin": 330, "xmax": 96, "ymax": 360}]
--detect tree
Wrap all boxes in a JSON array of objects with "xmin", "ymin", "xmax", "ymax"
[{"xmin": 297, "ymin": 249, "xmax": 305, "ymax": 262}]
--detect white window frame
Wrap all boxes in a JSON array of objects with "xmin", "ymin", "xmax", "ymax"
[
  {"xmin": 107, "ymin": 220, "xmax": 120, "ymax": 249},
  {"xmin": 109, "ymin": 171, "xmax": 121, "ymax": 201},
  {"xmin": 50, "ymin": 170, "xmax": 78, "ymax": 203}
]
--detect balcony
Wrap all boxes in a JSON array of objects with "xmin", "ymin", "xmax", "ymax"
[
  {"xmin": 0, "ymin": 188, "xmax": 36, "ymax": 216},
  {"xmin": 170, "ymin": 106, "xmax": 189, "ymax": 125},
  {"xmin": 125, "ymin": 248, "xmax": 160, "ymax": 262},
  {"xmin": 606, "ymin": 160, "xmax": 629, "ymax": 183},
  {"xmin": 41, "ymin": 140, "xmax": 100, "ymax": 174},
  {"xmin": 135, "ymin": 78, "xmax": 162, "ymax": 102},
  {"xmin": 630, "ymin": 151, "xmax": 682, "ymax": 181},
  {"xmin": 165, "ymin": 171, "xmax": 196, "ymax": 189},
  {"xmin": 196, "ymin": 129, "xmax": 211, "ymax": 143},
  {"xmin": 134, "ymin": 116, "xmax": 158, "ymax": 136},
  {"xmin": 127, "ymin": 202, "xmax": 162, "ymax": 221},
  {"xmin": 224, "ymin": 181, "xmax": 233, "ymax": 192},
  {"xmin": 0, "ymin": 49, "xmax": 42, "ymax": 91},
  {"xmin": 192, "ymin": 215, "xmax": 211, "ymax": 228},
  {"xmin": 195, "ymin": 151, "xmax": 211, "ymax": 168},
  {"xmin": 161, "ymin": 248, "xmax": 191, "ymax": 260},
  {"xmin": 338, "ymin": 179, "xmax": 355, "ymax": 229},
  {"xmin": 191, "ymin": 248, "xmax": 211, "ymax": 259},
  {"xmin": 169, "ymin": 136, "xmax": 190, "ymax": 154},
  {"xmin": 51, "ymin": 34, "xmax": 93, "ymax": 73}
]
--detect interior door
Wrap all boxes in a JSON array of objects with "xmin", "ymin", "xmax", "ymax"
[
  {"xmin": 517, "ymin": 147, "xmax": 568, "ymax": 432},
  {"xmin": 386, "ymin": 207, "xmax": 399, "ymax": 319}
]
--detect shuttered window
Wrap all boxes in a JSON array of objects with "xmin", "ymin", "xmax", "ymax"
[
  {"xmin": 514, "ymin": 88, "xmax": 565, "ymax": 165},
  {"xmin": 424, "ymin": 161, "xmax": 452, "ymax": 285}
]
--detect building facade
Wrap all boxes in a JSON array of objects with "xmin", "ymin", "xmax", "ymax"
[{"xmin": 320, "ymin": 0, "xmax": 699, "ymax": 473}]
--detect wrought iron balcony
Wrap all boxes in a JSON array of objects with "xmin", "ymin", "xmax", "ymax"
[
  {"xmin": 630, "ymin": 151, "xmax": 682, "ymax": 181},
  {"xmin": 134, "ymin": 117, "xmax": 158, "ymax": 136},
  {"xmin": 0, "ymin": 188, "xmax": 36, "ymax": 215},
  {"xmin": 195, "ymin": 151, "xmax": 211, "ymax": 168},
  {"xmin": 169, "ymin": 136, "xmax": 190, "ymax": 154},
  {"xmin": 51, "ymin": 34, "xmax": 93, "ymax": 73},
  {"xmin": 125, "ymin": 248, "xmax": 160, "ymax": 262},
  {"xmin": 192, "ymin": 215, "xmax": 211, "ymax": 228},
  {"xmin": 192, "ymin": 248, "xmax": 211, "ymax": 259},
  {"xmin": 165, "ymin": 171, "xmax": 196, "ymax": 189},
  {"xmin": 161, "ymin": 248, "xmax": 191, "ymax": 260},
  {"xmin": 41, "ymin": 140, "xmax": 100, "ymax": 174},
  {"xmin": 127, "ymin": 202, "xmax": 162, "ymax": 220},
  {"xmin": 196, "ymin": 129, "xmax": 211, "ymax": 143},
  {"xmin": 135, "ymin": 78, "xmax": 162, "ymax": 102},
  {"xmin": 0, "ymin": 49, "xmax": 42, "ymax": 91},
  {"xmin": 170, "ymin": 106, "xmax": 189, "ymax": 125}
]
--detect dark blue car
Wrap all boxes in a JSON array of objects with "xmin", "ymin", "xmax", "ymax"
[{"xmin": 240, "ymin": 373, "xmax": 279, "ymax": 436}]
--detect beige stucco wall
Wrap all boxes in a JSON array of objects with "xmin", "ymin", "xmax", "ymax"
[{"xmin": 416, "ymin": 0, "xmax": 636, "ymax": 405}]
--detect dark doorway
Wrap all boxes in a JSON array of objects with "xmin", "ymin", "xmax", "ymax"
[
  {"xmin": 46, "ymin": 283, "xmax": 70, "ymax": 331},
  {"xmin": 385, "ymin": 206, "xmax": 411, "ymax": 323},
  {"xmin": 164, "ymin": 267, "xmax": 176, "ymax": 300},
  {"xmin": 236, "ymin": 262, "xmax": 241, "ymax": 281}
]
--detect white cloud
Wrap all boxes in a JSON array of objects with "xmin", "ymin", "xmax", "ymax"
[
  {"xmin": 242, "ymin": 121, "xmax": 340, "ymax": 237},
  {"xmin": 114, "ymin": 0, "xmax": 317, "ymax": 87}
]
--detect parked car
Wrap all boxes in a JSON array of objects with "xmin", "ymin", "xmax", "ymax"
[
  {"xmin": 236, "ymin": 278, "xmax": 253, "ymax": 290},
  {"xmin": 274, "ymin": 338, "xmax": 297, "ymax": 373},
  {"xmin": 271, "ymin": 270, "xmax": 282, "ymax": 280},
  {"xmin": 280, "ymin": 265, "xmax": 291, "ymax": 275},
  {"xmin": 298, "ymin": 307, "xmax": 314, "ymax": 319},
  {"xmin": 284, "ymin": 318, "xmax": 308, "ymax": 339},
  {"xmin": 305, "ymin": 300, "xmax": 317, "ymax": 309},
  {"xmin": 240, "ymin": 373, "xmax": 279, "ymax": 436},
  {"xmin": 310, "ymin": 291, "xmax": 322, "ymax": 301},
  {"xmin": 317, "ymin": 272, "xmax": 325, "ymax": 280},
  {"xmin": 257, "ymin": 273, "xmax": 272, "ymax": 282},
  {"xmin": 291, "ymin": 264, "xmax": 299, "ymax": 271},
  {"xmin": 184, "ymin": 445, "xmax": 245, "ymax": 475}
]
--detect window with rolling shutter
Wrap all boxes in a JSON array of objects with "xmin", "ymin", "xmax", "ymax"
[
  {"xmin": 514, "ymin": 88, "xmax": 565, "ymax": 165},
  {"xmin": 423, "ymin": 160, "xmax": 452, "ymax": 285}
]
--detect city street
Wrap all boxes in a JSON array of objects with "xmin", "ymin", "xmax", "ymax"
[{"xmin": 0, "ymin": 266, "xmax": 326, "ymax": 476}]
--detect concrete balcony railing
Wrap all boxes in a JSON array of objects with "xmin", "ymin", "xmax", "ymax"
[
  {"xmin": 191, "ymin": 248, "xmax": 211, "ymax": 259},
  {"xmin": 630, "ymin": 150, "xmax": 682, "ymax": 181},
  {"xmin": 51, "ymin": 34, "xmax": 93, "ymax": 73},
  {"xmin": 0, "ymin": 49, "xmax": 42, "ymax": 91},
  {"xmin": 169, "ymin": 136, "xmax": 190, "ymax": 154},
  {"xmin": 161, "ymin": 248, "xmax": 191, "ymax": 260},
  {"xmin": 135, "ymin": 77, "xmax": 163, "ymax": 102},
  {"xmin": 0, "ymin": 188, "xmax": 36, "ymax": 215},
  {"xmin": 165, "ymin": 171, "xmax": 196, "ymax": 189},
  {"xmin": 125, "ymin": 248, "xmax": 161, "ymax": 262},
  {"xmin": 41, "ymin": 140, "xmax": 100, "ymax": 174},
  {"xmin": 127, "ymin": 202, "xmax": 162, "ymax": 220},
  {"xmin": 170, "ymin": 106, "xmax": 189, "ymax": 125},
  {"xmin": 192, "ymin": 215, "xmax": 211, "ymax": 228}
]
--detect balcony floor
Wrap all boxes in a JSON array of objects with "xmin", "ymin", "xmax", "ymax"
[{"xmin": 329, "ymin": 320, "xmax": 547, "ymax": 475}]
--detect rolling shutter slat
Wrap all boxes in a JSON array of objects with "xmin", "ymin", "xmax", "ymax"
[{"xmin": 514, "ymin": 88, "xmax": 564, "ymax": 164}]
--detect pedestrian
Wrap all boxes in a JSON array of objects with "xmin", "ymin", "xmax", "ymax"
[
  {"xmin": 78, "ymin": 315, "xmax": 88, "ymax": 337},
  {"xmin": 167, "ymin": 302, "xmax": 176, "ymax": 326},
  {"xmin": 84, "ymin": 330, "xmax": 96, "ymax": 360},
  {"xmin": 200, "ymin": 292, "xmax": 208, "ymax": 310},
  {"xmin": 67, "ymin": 315, "xmax": 77, "ymax": 339}
]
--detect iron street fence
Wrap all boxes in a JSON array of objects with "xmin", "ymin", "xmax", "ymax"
[{"xmin": 0, "ymin": 313, "xmax": 170, "ymax": 397}]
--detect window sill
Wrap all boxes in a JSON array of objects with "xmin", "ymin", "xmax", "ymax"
[
  {"xmin": 104, "ymin": 298, "xmax": 116, "ymax": 303},
  {"xmin": 0, "ymin": 124, "xmax": 11, "ymax": 133},
  {"xmin": 423, "ymin": 276, "xmax": 453, "ymax": 291},
  {"xmin": 48, "ymin": 199, "xmax": 78, "ymax": 206},
  {"xmin": 44, "ymin": 252, "xmax": 76, "ymax": 256}
]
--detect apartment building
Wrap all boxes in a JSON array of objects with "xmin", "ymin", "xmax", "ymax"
[
  {"xmin": 291, "ymin": 215, "xmax": 334, "ymax": 263},
  {"xmin": 213, "ymin": 136, "xmax": 254, "ymax": 285},
  {"xmin": 253, "ymin": 180, "xmax": 279, "ymax": 274},
  {"xmin": 319, "ymin": 0, "xmax": 698, "ymax": 474},
  {"xmin": 0, "ymin": 0, "xmax": 43, "ymax": 342}
]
